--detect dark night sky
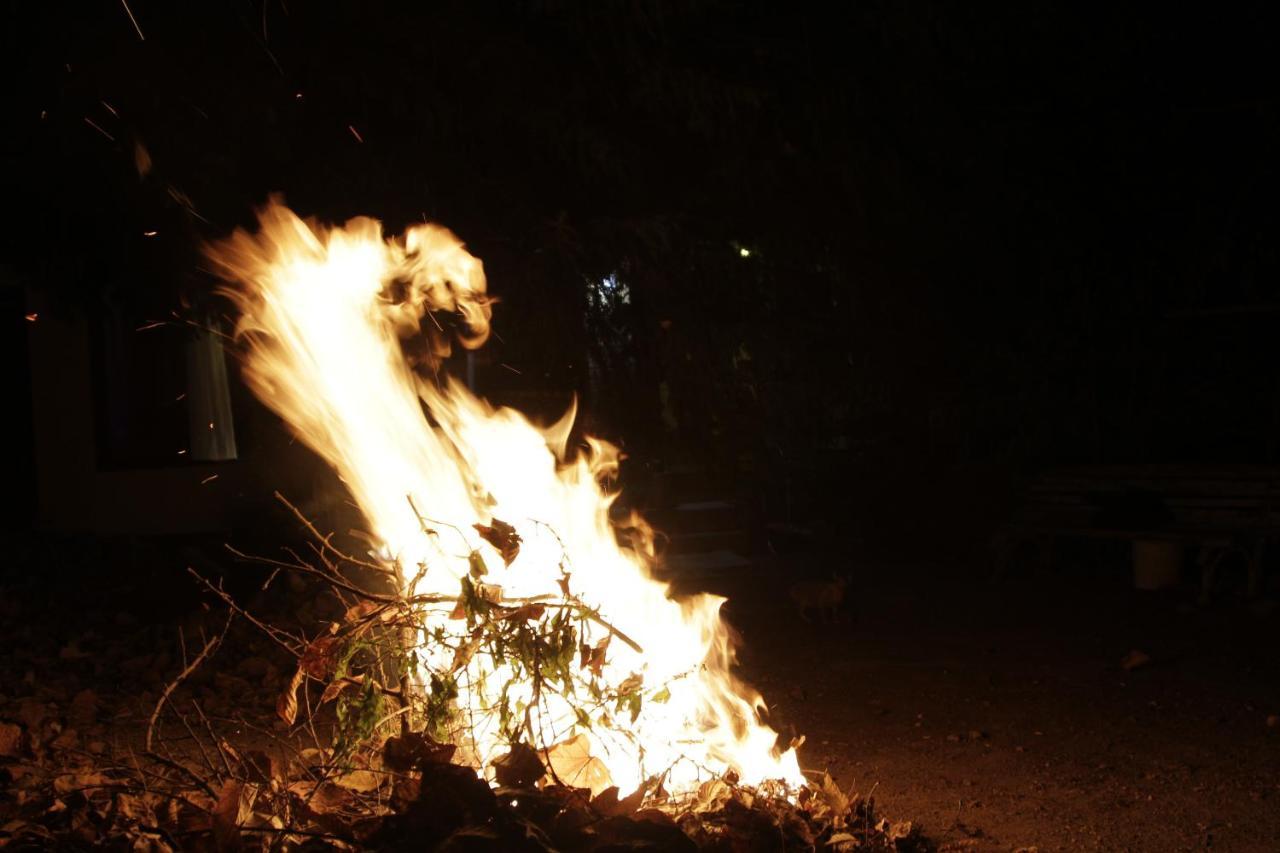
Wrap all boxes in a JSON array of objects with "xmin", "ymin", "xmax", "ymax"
[{"xmin": 5, "ymin": 2, "xmax": 1280, "ymax": 538}]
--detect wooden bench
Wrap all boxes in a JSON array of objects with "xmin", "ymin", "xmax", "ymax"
[{"xmin": 993, "ymin": 465, "xmax": 1280, "ymax": 598}]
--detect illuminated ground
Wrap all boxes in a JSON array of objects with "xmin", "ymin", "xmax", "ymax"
[{"xmin": 720, "ymin": 554, "xmax": 1280, "ymax": 851}]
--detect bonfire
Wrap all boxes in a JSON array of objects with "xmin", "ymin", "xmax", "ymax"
[
  {"xmin": 0, "ymin": 199, "xmax": 921, "ymax": 851},
  {"xmin": 209, "ymin": 199, "xmax": 805, "ymax": 798}
]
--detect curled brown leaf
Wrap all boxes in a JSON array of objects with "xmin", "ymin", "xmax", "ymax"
[
  {"xmin": 276, "ymin": 666, "xmax": 305, "ymax": 726},
  {"xmin": 580, "ymin": 635, "xmax": 611, "ymax": 678},
  {"xmin": 474, "ymin": 518, "xmax": 521, "ymax": 565}
]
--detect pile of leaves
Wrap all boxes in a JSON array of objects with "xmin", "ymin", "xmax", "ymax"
[{"xmin": 1, "ymin": 719, "xmax": 922, "ymax": 851}]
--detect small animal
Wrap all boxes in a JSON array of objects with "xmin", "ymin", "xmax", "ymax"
[{"xmin": 788, "ymin": 573, "xmax": 851, "ymax": 623}]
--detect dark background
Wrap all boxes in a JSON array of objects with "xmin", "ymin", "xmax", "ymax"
[{"xmin": 4, "ymin": 1, "xmax": 1280, "ymax": 554}]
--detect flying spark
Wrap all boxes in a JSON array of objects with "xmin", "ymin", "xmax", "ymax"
[
  {"xmin": 83, "ymin": 117, "xmax": 115, "ymax": 142},
  {"xmin": 119, "ymin": 0, "xmax": 145, "ymax": 40}
]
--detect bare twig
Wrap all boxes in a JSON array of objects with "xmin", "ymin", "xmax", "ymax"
[
  {"xmin": 223, "ymin": 545, "xmax": 397, "ymax": 603},
  {"xmin": 147, "ymin": 612, "xmax": 233, "ymax": 752},
  {"xmin": 274, "ymin": 491, "xmax": 388, "ymax": 573},
  {"xmin": 191, "ymin": 699, "xmax": 235, "ymax": 779},
  {"xmin": 187, "ymin": 567, "xmax": 301, "ymax": 654}
]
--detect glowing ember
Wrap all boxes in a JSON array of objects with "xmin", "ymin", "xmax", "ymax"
[{"xmin": 208, "ymin": 200, "xmax": 802, "ymax": 796}]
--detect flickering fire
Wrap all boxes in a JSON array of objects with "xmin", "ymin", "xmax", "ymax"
[{"xmin": 209, "ymin": 200, "xmax": 803, "ymax": 797}]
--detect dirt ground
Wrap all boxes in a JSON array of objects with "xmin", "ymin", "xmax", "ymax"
[{"xmin": 720, "ymin": 554, "xmax": 1280, "ymax": 852}]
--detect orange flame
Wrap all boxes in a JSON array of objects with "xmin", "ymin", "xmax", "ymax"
[{"xmin": 209, "ymin": 200, "xmax": 802, "ymax": 796}]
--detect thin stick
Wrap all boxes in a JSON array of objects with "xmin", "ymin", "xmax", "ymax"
[
  {"xmin": 146, "ymin": 613, "xmax": 232, "ymax": 752},
  {"xmin": 192, "ymin": 700, "xmax": 235, "ymax": 779},
  {"xmin": 174, "ymin": 703, "xmax": 218, "ymax": 778},
  {"xmin": 406, "ymin": 496, "xmax": 472, "ymax": 557},
  {"xmin": 187, "ymin": 568, "xmax": 301, "ymax": 654},
  {"xmin": 224, "ymin": 545, "xmax": 396, "ymax": 603},
  {"xmin": 570, "ymin": 606, "xmax": 644, "ymax": 655},
  {"xmin": 139, "ymin": 749, "xmax": 219, "ymax": 800},
  {"xmin": 274, "ymin": 491, "xmax": 387, "ymax": 572}
]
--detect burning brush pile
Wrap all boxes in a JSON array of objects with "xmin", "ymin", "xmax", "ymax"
[{"xmin": 0, "ymin": 202, "xmax": 922, "ymax": 850}]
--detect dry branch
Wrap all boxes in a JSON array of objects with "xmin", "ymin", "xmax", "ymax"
[{"xmin": 145, "ymin": 611, "xmax": 233, "ymax": 752}]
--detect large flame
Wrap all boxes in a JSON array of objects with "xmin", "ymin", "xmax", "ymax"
[{"xmin": 209, "ymin": 200, "xmax": 802, "ymax": 796}]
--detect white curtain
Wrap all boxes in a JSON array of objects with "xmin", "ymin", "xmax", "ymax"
[{"xmin": 185, "ymin": 320, "xmax": 238, "ymax": 461}]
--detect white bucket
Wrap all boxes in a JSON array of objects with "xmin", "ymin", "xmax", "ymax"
[{"xmin": 1132, "ymin": 539, "xmax": 1182, "ymax": 590}]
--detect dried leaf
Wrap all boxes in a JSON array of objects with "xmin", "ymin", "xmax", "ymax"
[
  {"xmin": 301, "ymin": 634, "xmax": 343, "ymax": 680},
  {"xmin": 591, "ymin": 785, "xmax": 621, "ymax": 813},
  {"xmin": 617, "ymin": 672, "xmax": 643, "ymax": 696},
  {"xmin": 243, "ymin": 750, "xmax": 282, "ymax": 787},
  {"xmin": 592, "ymin": 781, "xmax": 651, "ymax": 818},
  {"xmin": 50, "ymin": 728, "xmax": 78, "ymax": 751},
  {"xmin": 816, "ymin": 772, "xmax": 850, "ymax": 820},
  {"xmin": 476, "ymin": 582, "xmax": 504, "ymax": 604},
  {"xmin": 557, "ymin": 574, "xmax": 572, "ymax": 597},
  {"xmin": 391, "ymin": 775, "xmax": 421, "ymax": 813},
  {"xmin": 611, "ymin": 781, "xmax": 650, "ymax": 817},
  {"xmin": 333, "ymin": 769, "xmax": 381, "ymax": 792},
  {"xmin": 0, "ymin": 722, "xmax": 27, "ymax": 758},
  {"xmin": 320, "ymin": 675, "xmax": 363, "ymax": 705},
  {"xmin": 212, "ymin": 780, "xmax": 245, "ymax": 851},
  {"xmin": 474, "ymin": 518, "xmax": 522, "ymax": 565},
  {"xmin": 492, "ymin": 743, "xmax": 545, "ymax": 788},
  {"xmin": 383, "ymin": 731, "xmax": 456, "ymax": 772},
  {"xmin": 288, "ymin": 780, "xmax": 353, "ymax": 815},
  {"xmin": 499, "ymin": 603, "xmax": 546, "ymax": 622},
  {"xmin": 451, "ymin": 636, "xmax": 482, "ymax": 673},
  {"xmin": 53, "ymin": 770, "xmax": 110, "ymax": 795},
  {"xmin": 276, "ymin": 666, "xmax": 305, "ymax": 726},
  {"xmin": 468, "ymin": 551, "xmax": 489, "ymax": 578},
  {"xmin": 16, "ymin": 699, "xmax": 50, "ymax": 732},
  {"xmin": 580, "ymin": 635, "xmax": 611, "ymax": 678},
  {"xmin": 166, "ymin": 789, "xmax": 215, "ymax": 833},
  {"xmin": 114, "ymin": 792, "xmax": 155, "ymax": 824},
  {"xmin": 544, "ymin": 733, "xmax": 612, "ymax": 796},
  {"xmin": 68, "ymin": 689, "xmax": 98, "ymax": 729},
  {"xmin": 693, "ymin": 778, "xmax": 732, "ymax": 813},
  {"xmin": 344, "ymin": 600, "xmax": 381, "ymax": 624}
]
